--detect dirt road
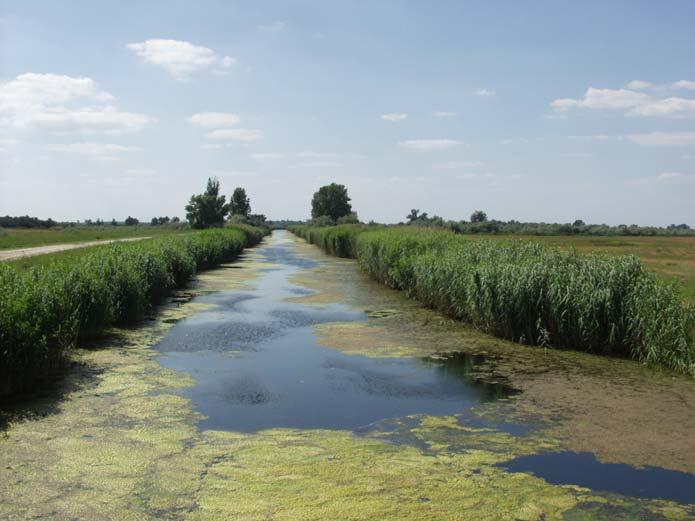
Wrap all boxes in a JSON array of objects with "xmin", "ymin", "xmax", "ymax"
[{"xmin": 0, "ymin": 236, "xmax": 151, "ymax": 262}]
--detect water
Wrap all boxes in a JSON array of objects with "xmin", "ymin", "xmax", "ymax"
[
  {"xmin": 154, "ymin": 231, "xmax": 695, "ymax": 505},
  {"xmin": 501, "ymin": 451, "xmax": 695, "ymax": 504},
  {"xmin": 155, "ymin": 232, "xmax": 513, "ymax": 431}
]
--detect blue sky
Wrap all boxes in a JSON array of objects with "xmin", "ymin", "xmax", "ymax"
[{"xmin": 1, "ymin": 1, "xmax": 694, "ymax": 224}]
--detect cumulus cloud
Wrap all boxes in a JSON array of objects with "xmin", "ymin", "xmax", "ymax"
[
  {"xmin": 656, "ymin": 172, "xmax": 688, "ymax": 181},
  {"xmin": 398, "ymin": 139, "xmax": 460, "ymax": 150},
  {"xmin": 625, "ymin": 80, "xmax": 653, "ymax": 90},
  {"xmin": 672, "ymin": 80, "xmax": 695, "ymax": 90},
  {"xmin": 188, "ymin": 112, "xmax": 240, "ymax": 128},
  {"xmin": 475, "ymin": 88, "xmax": 495, "ymax": 97},
  {"xmin": 206, "ymin": 128, "xmax": 263, "ymax": 142},
  {"xmin": 627, "ymin": 132, "xmax": 695, "ymax": 145},
  {"xmin": 381, "ymin": 113, "xmax": 408, "ymax": 122},
  {"xmin": 47, "ymin": 142, "xmax": 139, "ymax": 160},
  {"xmin": 552, "ymin": 88, "xmax": 650, "ymax": 111},
  {"xmin": 127, "ymin": 39, "xmax": 236, "ymax": 80},
  {"xmin": 552, "ymin": 85, "xmax": 695, "ymax": 118},
  {"xmin": 0, "ymin": 73, "xmax": 147, "ymax": 134},
  {"xmin": 630, "ymin": 97, "xmax": 695, "ymax": 118}
]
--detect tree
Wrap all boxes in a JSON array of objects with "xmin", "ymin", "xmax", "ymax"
[
  {"xmin": 311, "ymin": 183, "xmax": 352, "ymax": 221},
  {"xmin": 125, "ymin": 216, "xmax": 139, "ymax": 226},
  {"xmin": 470, "ymin": 210, "xmax": 487, "ymax": 223},
  {"xmin": 229, "ymin": 187, "xmax": 251, "ymax": 217},
  {"xmin": 185, "ymin": 177, "xmax": 229, "ymax": 229},
  {"xmin": 111, "ymin": 218, "xmax": 118, "ymax": 226},
  {"xmin": 573, "ymin": 219, "xmax": 586, "ymax": 227},
  {"xmin": 407, "ymin": 209, "xmax": 420, "ymax": 223}
]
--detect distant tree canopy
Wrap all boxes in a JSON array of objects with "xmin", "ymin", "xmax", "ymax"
[
  {"xmin": 150, "ymin": 216, "xmax": 171, "ymax": 226},
  {"xmin": 229, "ymin": 187, "xmax": 251, "ymax": 217},
  {"xmin": 470, "ymin": 210, "xmax": 488, "ymax": 223},
  {"xmin": 0, "ymin": 215, "xmax": 57, "ymax": 228},
  {"xmin": 311, "ymin": 183, "xmax": 352, "ymax": 221},
  {"xmin": 125, "ymin": 216, "xmax": 139, "ymax": 226},
  {"xmin": 185, "ymin": 177, "xmax": 229, "ymax": 229}
]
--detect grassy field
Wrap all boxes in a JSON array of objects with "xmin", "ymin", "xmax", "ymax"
[
  {"xmin": 470, "ymin": 235, "xmax": 695, "ymax": 302},
  {"xmin": 0, "ymin": 225, "xmax": 190, "ymax": 250},
  {"xmin": 290, "ymin": 224, "xmax": 695, "ymax": 376}
]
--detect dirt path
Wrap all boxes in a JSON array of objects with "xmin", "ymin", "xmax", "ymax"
[{"xmin": 0, "ymin": 236, "xmax": 151, "ymax": 262}]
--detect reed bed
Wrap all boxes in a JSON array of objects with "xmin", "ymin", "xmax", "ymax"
[
  {"xmin": 289, "ymin": 224, "xmax": 695, "ymax": 375},
  {"xmin": 0, "ymin": 226, "xmax": 267, "ymax": 397}
]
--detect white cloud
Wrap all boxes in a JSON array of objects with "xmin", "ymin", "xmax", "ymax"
[
  {"xmin": 0, "ymin": 73, "xmax": 147, "ymax": 134},
  {"xmin": 475, "ymin": 88, "xmax": 495, "ymax": 97},
  {"xmin": 201, "ymin": 143, "xmax": 223, "ymax": 150},
  {"xmin": 301, "ymin": 161, "xmax": 344, "ymax": 168},
  {"xmin": 206, "ymin": 128, "xmax": 263, "ymax": 142},
  {"xmin": 188, "ymin": 112, "xmax": 240, "ymax": 128},
  {"xmin": 432, "ymin": 111, "xmax": 457, "ymax": 117},
  {"xmin": 672, "ymin": 80, "xmax": 695, "ymax": 90},
  {"xmin": 625, "ymin": 80, "xmax": 653, "ymax": 90},
  {"xmin": 398, "ymin": 139, "xmax": 460, "ymax": 150},
  {"xmin": 258, "ymin": 21, "xmax": 285, "ymax": 32},
  {"xmin": 0, "ymin": 138, "xmax": 17, "ymax": 146},
  {"xmin": 296, "ymin": 150, "xmax": 337, "ymax": 159},
  {"xmin": 552, "ymin": 87, "xmax": 650, "ymax": 111},
  {"xmin": 433, "ymin": 160, "xmax": 482, "ymax": 169},
  {"xmin": 381, "ymin": 113, "xmax": 408, "ymax": 122},
  {"xmin": 47, "ymin": 142, "xmax": 139, "ymax": 160},
  {"xmin": 657, "ymin": 172, "xmax": 688, "ymax": 181},
  {"xmin": 126, "ymin": 39, "xmax": 236, "ymax": 80},
  {"xmin": 627, "ymin": 132, "xmax": 695, "ymax": 145},
  {"xmin": 552, "ymin": 85, "xmax": 695, "ymax": 118},
  {"xmin": 630, "ymin": 97, "xmax": 695, "ymax": 118},
  {"xmin": 251, "ymin": 152, "xmax": 285, "ymax": 160}
]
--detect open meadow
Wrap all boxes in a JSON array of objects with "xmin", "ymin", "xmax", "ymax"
[{"xmin": 0, "ymin": 224, "xmax": 189, "ymax": 250}]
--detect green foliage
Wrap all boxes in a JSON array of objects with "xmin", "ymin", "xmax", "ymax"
[
  {"xmin": 229, "ymin": 187, "xmax": 251, "ymax": 217},
  {"xmin": 290, "ymin": 224, "xmax": 695, "ymax": 376},
  {"xmin": 0, "ymin": 225, "xmax": 268, "ymax": 397},
  {"xmin": 124, "ymin": 216, "xmax": 140, "ymax": 226},
  {"xmin": 311, "ymin": 183, "xmax": 352, "ymax": 221},
  {"xmin": 470, "ymin": 210, "xmax": 488, "ymax": 223},
  {"xmin": 185, "ymin": 177, "xmax": 229, "ymax": 229}
]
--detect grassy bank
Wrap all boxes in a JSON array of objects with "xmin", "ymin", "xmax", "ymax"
[
  {"xmin": 0, "ymin": 224, "xmax": 190, "ymax": 250},
  {"xmin": 0, "ymin": 225, "xmax": 267, "ymax": 398},
  {"xmin": 289, "ymin": 225, "xmax": 695, "ymax": 376}
]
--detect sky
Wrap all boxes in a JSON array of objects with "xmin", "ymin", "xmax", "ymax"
[{"xmin": 1, "ymin": 0, "xmax": 694, "ymax": 225}]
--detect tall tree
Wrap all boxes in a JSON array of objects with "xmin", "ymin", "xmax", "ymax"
[
  {"xmin": 229, "ymin": 187, "xmax": 251, "ymax": 217},
  {"xmin": 185, "ymin": 177, "xmax": 229, "ymax": 229},
  {"xmin": 311, "ymin": 183, "xmax": 352, "ymax": 221},
  {"xmin": 470, "ymin": 210, "xmax": 488, "ymax": 223}
]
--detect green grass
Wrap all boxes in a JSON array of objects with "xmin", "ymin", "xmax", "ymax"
[
  {"xmin": 290, "ymin": 224, "xmax": 695, "ymax": 376},
  {"xmin": 0, "ymin": 224, "xmax": 190, "ymax": 250},
  {"xmin": 469, "ymin": 234, "xmax": 695, "ymax": 303},
  {"xmin": 0, "ymin": 225, "xmax": 268, "ymax": 398}
]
